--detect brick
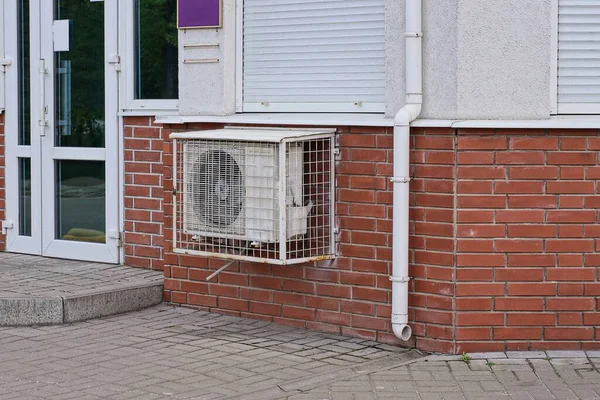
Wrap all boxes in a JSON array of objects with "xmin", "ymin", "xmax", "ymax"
[
  {"xmin": 249, "ymin": 276, "xmax": 282, "ymax": 290},
  {"xmin": 507, "ymin": 283, "xmax": 556, "ymax": 296},
  {"xmin": 508, "ymin": 225, "xmax": 556, "ymax": 238},
  {"xmin": 507, "ymin": 313, "xmax": 555, "ymax": 326},
  {"xmin": 561, "ymin": 166, "xmax": 585, "ymax": 179},
  {"xmin": 455, "ymin": 327, "xmax": 492, "ymax": 340},
  {"xmin": 350, "ymin": 176, "xmax": 387, "ymax": 190},
  {"xmin": 305, "ymin": 268, "xmax": 340, "ymax": 283},
  {"xmin": 457, "ymin": 224, "xmax": 505, "ymax": 238},
  {"xmin": 456, "ymin": 298, "xmax": 493, "ymax": 311},
  {"xmin": 457, "ymin": 181, "xmax": 493, "ymax": 194},
  {"xmin": 458, "ymin": 166, "xmax": 506, "ymax": 179},
  {"xmin": 548, "ymin": 210, "xmax": 596, "ymax": 223},
  {"xmin": 415, "ymin": 309, "xmax": 453, "ymax": 325},
  {"xmin": 495, "ymin": 152, "xmax": 545, "ymax": 164},
  {"xmin": 456, "ymin": 268, "xmax": 494, "ymax": 281},
  {"xmin": 339, "ymin": 189, "xmax": 376, "ymax": 203},
  {"xmin": 457, "ymin": 254, "xmax": 505, "ymax": 267},
  {"xmin": 457, "ymin": 211, "xmax": 494, "ymax": 223},
  {"xmin": 558, "ymin": 312, "xmax": 583, "ymax": 326},
  {"xmin": 547, "ymin": 181, "xmax": 595, "ymax": 194},
  {"xmin": 457, "ymin": 239, "xmax": 494, "ymax": 253},
  {"xmin": 495, "ymin": 269, "xmax": 544, "ymax": 282},
  {"xmin": 559, "ymin": 225, "xmax": 584, "ymax": 238},
  {"xmin": 249, "ymin": 302, "xmax": 281, "ymax": 316},
  {"xmin": 457, "ymin": 151, "xmax": 494, "ymax": 165},
  {"xmin": 547, "ymin": 298, "xmax": 595, "ymax": 311},
  {"xmin": 340, "ymin": 272, "xmax": 375, "ymax": 287},
  {"xmin": 458, "ymin": 196, "xmax": 506, "ymax": 209},
  {"xmin": 546, "ymin": 268, "xmax": 595, "ymax": 281},
  {"xmin": 351, "ymin": 315, "xmax": 387, "ymax": 330},
  {"xmin": 456, "ymin": 312, "xmax": 505, "ymax": 326},
  {"xmin": 456, "ymin": 283, "xmax": 505, "ymax": 296},
  {"xmin": 352, "ymin": 287, "xmax": 388, "ymax": 302},
  {"xmin": 494, "ymin": 239, "xmax": 543, "ymax": 253},
  {"xmin": 282, "ymin": 305, "xmax": 315, "ymax": 320},
  {"xmin": 508, "ymin": 196, "xmax": 557, "ymax": 209},
  {"xmin": 545, "ymin": 328, "xmax": 594, "ymax": 340},
  {"xmin": 546, "ymin": 239, "xmax": 594, "ymax": 253},
  {"xmin": 496, "ymin": 210, "xmax": 545, "ymax": 223},
  {"xmin": 495, "ymin": 298, "xmax": 544, "ymax": 311},
  {"xmin": 509, "ymin": 166, "xmax": 559, "ymax": 180},
  {"xmin": 558, "ymin": 283, "xmax": 585, "ymax": 296},
  {"xmin": 548, "ymin": 152, "xmax": 596, "ymax": 165},
  {"xmin": 414, "ymin": 136, "xmax": 454, "ymax": 149},
  {"xmin": 495, "ymin": 181, "xmax": 544, "ymax": 194},
  {"xmin": 458, "ymin": 137, "xmax": 507, "ymax": 150},
  {"xmin": 510, "ymin": 137, "xmax": 558, "ymax": 150},
  {"xmin": 316, "ymin": 310, "xmax": 350, "ymax": 325},
  {"xmin": 494, "ymin": 327, "xmax": 542, "ymax": 340}
]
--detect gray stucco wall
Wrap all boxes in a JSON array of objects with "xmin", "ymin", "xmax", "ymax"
[
  {"xmin": 455, "ymin": 0, "xmax": 552, "ymax": 119},
  {"xmin": 179, "ymin": 0, "xmax": 553, "ymax": 120}
]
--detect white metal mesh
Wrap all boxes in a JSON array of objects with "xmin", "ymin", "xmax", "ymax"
[{"xmin": 174, "ymin": 135, "xmax": 335, "ymax": 264}]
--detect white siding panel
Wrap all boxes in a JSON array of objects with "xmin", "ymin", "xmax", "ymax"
[
  {"xmin": 558, "ymin": 0, "xmax": 600, "ymax": 108},
  {"xmin": 243, "ymin": 0, "xmax": 385, "ymax": 113}
]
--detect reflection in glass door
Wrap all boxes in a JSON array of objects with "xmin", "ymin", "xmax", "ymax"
[{"xmin": 4, "ymin": 0, "xmax": 120, "ymax": 263}]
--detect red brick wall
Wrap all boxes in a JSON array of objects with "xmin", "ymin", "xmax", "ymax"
[
  {"xmin": 156, "ymin": 123, "xmax": 454, "ymax": 352},
  {"xmin": 123, "ymin": 116, "xmax": 165, "ymax": 270},
  {"xmin": 122, "ymin": 119, "xmax": 600, "ymax": 353},
  {"xmin": 455, "ymin": 129, "xmax": 600, "ymax": 353}
]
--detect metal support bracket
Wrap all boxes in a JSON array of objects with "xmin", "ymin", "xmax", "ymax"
[
  {"xmin": 405, "ymin": 32, "xmax": 423, "ymax": 38},
  {"xmin": 2, "ymin": 220, "xmax": 14, "ymax": 235},
  {"xmin": 390, "ymin": 176, "xmax": 411, "ymax": 183},
  {"xmin": 390, "ymin": 276, "xmax": 412, "ymax": 283}
]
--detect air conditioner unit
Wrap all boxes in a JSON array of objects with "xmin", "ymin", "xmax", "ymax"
[{"xmin": 171, "ymin": 127, "xmax": 336, "ymax": 265}]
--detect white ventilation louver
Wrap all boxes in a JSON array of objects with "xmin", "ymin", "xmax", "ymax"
[{"xmin": 171, "ymin": 128, "xmax": 336, "ymax": 265}]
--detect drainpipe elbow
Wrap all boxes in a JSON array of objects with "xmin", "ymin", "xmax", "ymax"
[
  {"xmin": 394, "ymin": 103, "xmax": 422, "ymax": 128},
  {"xmin": 392, "ymin": 323, "xmax": 412, "ymax": 342}
]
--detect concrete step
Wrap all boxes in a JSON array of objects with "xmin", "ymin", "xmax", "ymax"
[{"xmin": 0, "ymin": 253, "xmax": 164, "ymax": 326}]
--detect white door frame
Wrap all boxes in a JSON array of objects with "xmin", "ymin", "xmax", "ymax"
[{"xmin": 5, "ymin": 0, "xmax": 120, "ymax": 263}]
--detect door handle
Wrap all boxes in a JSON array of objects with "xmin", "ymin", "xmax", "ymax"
[{"xmin": 38, "ymin": 59, "xmax": 47, "ymax": 134}]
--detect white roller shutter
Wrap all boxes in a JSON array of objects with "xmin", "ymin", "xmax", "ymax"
[
  {"xmin": 558, "ymin": 0, "xmax": 600, "ymax": 113},
  {"xmin": 242, "ymin": 0, "xmax": 386, "ymax": 113}
]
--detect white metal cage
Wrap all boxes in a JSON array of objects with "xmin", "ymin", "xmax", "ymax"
[{"xmin": 171, "ymin": 128, "xmax": 336, "ymax": 265}]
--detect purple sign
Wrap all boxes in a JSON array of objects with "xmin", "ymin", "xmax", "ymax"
[{"xmin": 178, "ymin": 0, "xmax": 222, "ymax": 29}]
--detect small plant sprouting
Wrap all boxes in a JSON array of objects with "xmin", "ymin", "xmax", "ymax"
[
  {"xmin": 486, "ymin": 361, "xmax": 495, "ymax": 367},
  {"xmin": 461, "ymin": 352, "xmax": 472, "ymax": 364}
]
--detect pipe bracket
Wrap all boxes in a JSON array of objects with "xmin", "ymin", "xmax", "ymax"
[
  {"xmin": 390, "ymin": 276, "xmax": 412, "ymax": 283},
  {"xmin": 405, "ymin": 32, "xmax": 423, "ymax": 38},
  {"xmin": 390, "ymin": 177, "xmax": 411, "ymax": 183}
]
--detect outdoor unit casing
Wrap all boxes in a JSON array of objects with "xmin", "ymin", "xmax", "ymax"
[{"xmin": 171, "ymin": 128, "xmax": 336, "ymax": 265}]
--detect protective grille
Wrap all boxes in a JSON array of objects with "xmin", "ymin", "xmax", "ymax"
[{"xmin": 174, "ymin": 135, "xmax": 335, "ymax": 265}]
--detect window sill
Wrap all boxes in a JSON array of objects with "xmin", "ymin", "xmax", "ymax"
[
  {"xmin": 413, "ymin": 116, "xmax": 600, "ymax": 129},
  {"xmin": 154, "ymin": 113, "xmax": 395, "ymax": 127}
]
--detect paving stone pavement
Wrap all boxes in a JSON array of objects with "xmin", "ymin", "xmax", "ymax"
[
  {"xmin": 293, "ymin": 354, "xmax": 600, "ymax": 400},
  {"xmin": 0, "ymin": 304, "xmax": 414, "ymax": 400},
  {"xmin": 1, "ymin": 303, "xmax": 599, "ymax": 400},
  {"xmin": 0, "ymin": 253, "xmax": 162, "ymax": 298}
]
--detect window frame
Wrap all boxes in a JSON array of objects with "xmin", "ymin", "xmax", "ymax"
[
  {"xmin": 235, "ymin": 0, "xmax": 386, "ymax": 114},
  {"xmin": 119, "ymin": 0, "xmax": 178, "ymax": 114}
]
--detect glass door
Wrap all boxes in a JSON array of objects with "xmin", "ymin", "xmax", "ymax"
[{"xmin": 5, "ymin": 0, "xmax": 120, "ymax": 263}]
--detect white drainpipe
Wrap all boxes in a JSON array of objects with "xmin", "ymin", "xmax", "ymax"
[{"xmin": 391, "ymin": 0, "xmax": 423, "ymax": 342}]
